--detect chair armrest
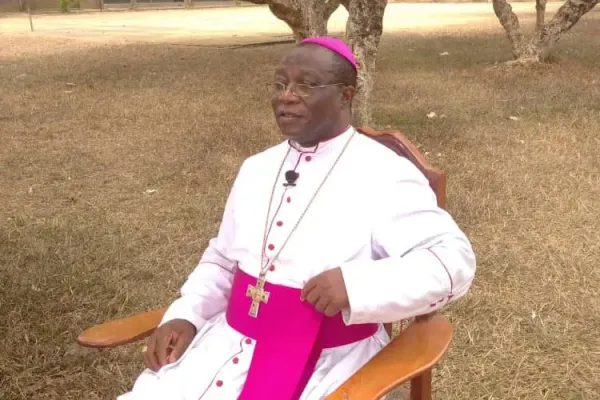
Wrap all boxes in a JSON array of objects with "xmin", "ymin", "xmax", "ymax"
[
  {"xmin": 326, "ymin": 314, "xmax": 453, "ymax": 400},
  {"xmin": 77, "ymin": 307, "xmax": 167, "ymax": 348}
]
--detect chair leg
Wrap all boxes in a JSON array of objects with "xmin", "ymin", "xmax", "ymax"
[{"xmin": 410, "ymin": 369, "xmax": 432, "ymax": 400}]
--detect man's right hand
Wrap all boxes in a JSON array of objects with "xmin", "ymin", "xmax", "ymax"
[{"xmin": 143, "ymin": 319, "xmax": 196, "ymax": 372}]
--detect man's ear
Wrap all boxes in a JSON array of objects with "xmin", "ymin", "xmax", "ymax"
[{"xmin": 341, "ymin": 86, "xmax": 356, "ymax": 108}]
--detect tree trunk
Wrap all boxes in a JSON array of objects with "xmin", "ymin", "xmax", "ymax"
[
  {"xmin": 184, "ymin": 0, "xmax": 192, "ymax": 8},
  {"xmin": 259, "ymin": 0, "xmax": 341, "ymax": 42},
  {"xmin": 27, "ymin": 2, "xmax": 34, "ymax": 32},
  {"xmin": 535, "ymin": 0, "xmax": 548, "ymax": 32},
  {"xmin": 343, "ymin": 0, "xmax": 387, "ymax": 127},
  {"xmin": 130, "ymin": 0, "xmax": 136, "ymax": 10},
  {"xmin": 493, "ymin": 0, "xmax": 598, "ymax": 63},
  {"xmin": 303, "ymin": 0, "xmax": 340, "ymax": 38}
]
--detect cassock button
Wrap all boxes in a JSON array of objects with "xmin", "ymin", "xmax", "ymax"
[
  {"xmin": 269, "ymin": 265, "xmax": 275, "ymax": 271},
  {"xmin": 245, "ymin": 338, "xmax": 252, "ymax": 345},
  {"xmin": 286, "ymin": 197, "xmax": 291, "ymax": 203},
  {"xmin": 305, "ymin": 156, "xmax": 312, "ymax": 162},
  {"xmin": 232, "ymin": 357, "xmax": 239, "ymax": 364},
  {"xmin": 276, "ymin": 221, "xmax": 283, "ymax": 227},
  {"xmin": 429, "ymin": 303, "xmax": 437, "ymax": 307},
  {"xmin": 216, "ymin": 380, "xmax": 223, "ymax": 387},
  {"xmin": 268, "ymin": 244, "xmax": 275, "ymax": 251}
]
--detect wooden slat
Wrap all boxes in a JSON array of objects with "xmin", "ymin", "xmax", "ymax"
[
  {"xmin": 77, "ymin": 308, "xmax": 167, "ymax": 348},
  {"xmin": 326, "ymin": 315, "xmax": 452, "ymax": 400}
]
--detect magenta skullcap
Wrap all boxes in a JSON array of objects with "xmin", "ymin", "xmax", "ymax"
[{"xmin": 301, "ymin": 37, "xmax": 358, "ymax": 70}]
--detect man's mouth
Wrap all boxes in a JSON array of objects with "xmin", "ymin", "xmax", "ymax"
[{"xmin": 278, "ymin": 111, "xmax": 303, "ymax": 120}]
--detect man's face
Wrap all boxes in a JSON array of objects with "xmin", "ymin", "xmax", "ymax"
[{"xmin": 271, "ymin": 45, "xmax": 346, "ymax": 146}]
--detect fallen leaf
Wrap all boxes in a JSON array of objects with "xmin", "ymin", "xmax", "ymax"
[
  {"xmin": 509, "ymin": 116, "xmax": 519, "ymax": 121},
  {"xmin": 427, "ymin": 111, "xmax": 437, "ymax": 119}
]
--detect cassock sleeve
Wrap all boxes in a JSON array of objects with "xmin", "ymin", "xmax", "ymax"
[
  {"xmin": 340, "ymin": 157, "xmax": 476, "ymax": 325},
  {"xmin": 159, "ymin": 164, "xmax": 243, "ymax": 332}
]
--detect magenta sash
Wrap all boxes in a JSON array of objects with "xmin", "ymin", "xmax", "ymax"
[{"xmin": 225, "ymin": 268, "xmax": 378, "ymax": 400}]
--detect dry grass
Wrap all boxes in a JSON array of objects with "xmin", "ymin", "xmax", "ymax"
[{"xmin": 1, "ymin": 8, "xmax": 600, "ymax": 400}]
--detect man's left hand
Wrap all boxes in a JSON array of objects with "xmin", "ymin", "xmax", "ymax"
[{"xmin": 301, "ymin": 267, "xmax": 350, "ymax": 317}]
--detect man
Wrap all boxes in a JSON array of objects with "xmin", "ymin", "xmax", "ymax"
[{"xmin": 119, "ymin": 37, "xmax": 476, "ymax": 400}]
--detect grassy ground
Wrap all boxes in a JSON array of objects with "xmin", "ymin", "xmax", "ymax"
[{"xmin": 1, "ymin": 7, "xmax": 600, "ymax": 400}]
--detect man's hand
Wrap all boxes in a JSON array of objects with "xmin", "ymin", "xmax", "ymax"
[
  {"xmin": 144, "ymin": 319, "xmax": 196, "ymax": 372},
  {"xmin": 301, "ymin": 267, "xmax": 350, "ymax": 317}
]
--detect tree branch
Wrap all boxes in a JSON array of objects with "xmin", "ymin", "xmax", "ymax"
[
  {"xmin": 538, "ymin": 0, "xmax": 599, "ymax": 48},
  {"xmin": 492, "ymin": 0, "xmax": 525, "ymax": 58}
]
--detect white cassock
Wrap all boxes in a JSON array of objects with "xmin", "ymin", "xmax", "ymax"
[{"xmin": 118, "ymin": 126, "xmax": 476, "ymax": 400}]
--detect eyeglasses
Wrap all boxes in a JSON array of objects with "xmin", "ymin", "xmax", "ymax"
[{"xmin": 267, "ymin": 82, "xmax": 346, "ymax": 98}]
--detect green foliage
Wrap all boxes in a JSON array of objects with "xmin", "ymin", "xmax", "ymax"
[{"xmin": 59, "ymin": 0, "xmax": 75, "ymax": 12}]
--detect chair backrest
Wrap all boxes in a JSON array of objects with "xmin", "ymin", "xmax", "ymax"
[{"xmin": 357, "ymin": 127, "xmax": 447, "ymax": 210}]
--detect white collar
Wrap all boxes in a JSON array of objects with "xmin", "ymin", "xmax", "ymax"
[{"xmin": 288, "ymin": 125, "xmax": 354, "ymax": 155}]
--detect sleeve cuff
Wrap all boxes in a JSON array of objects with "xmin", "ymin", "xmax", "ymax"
[
  {"xmin": 340, "ymin": 258, "xmax": 377, "ymax": 325},
  {"xmin": 340, "ymin": 250, "xmax": 453, "ymax": 325},
  {"xmin": 159, "ymin": 298, "xmax": 207, "ymax": 333}
]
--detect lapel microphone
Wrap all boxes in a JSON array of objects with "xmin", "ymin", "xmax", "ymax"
[{"xmin": 284, "ymin": 170, "xmax": 299, "ymax": 187}]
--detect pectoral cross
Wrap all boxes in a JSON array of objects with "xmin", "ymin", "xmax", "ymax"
[{"xmin": 246, "ymin": 276, "xmax": 270, "ymax": 318}]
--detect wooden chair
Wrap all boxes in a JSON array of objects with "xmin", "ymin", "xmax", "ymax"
[{"xmin": 77, "ymin": 127, "xmax": 452, "ymax": 400}]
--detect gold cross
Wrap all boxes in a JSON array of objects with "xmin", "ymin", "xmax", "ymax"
[{"xmin": 246, "ymin": 276, "xmax": 270, "ymax": 318}]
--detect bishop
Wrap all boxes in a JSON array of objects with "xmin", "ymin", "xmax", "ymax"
[{"xmin": 118, "ymin": 37, "xmax": 476, "ymax": 400}]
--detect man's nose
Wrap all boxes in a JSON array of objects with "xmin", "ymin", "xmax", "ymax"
[{"xmin": 279, "ymin": 87, "xmax": 300, "ymax": 104}]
